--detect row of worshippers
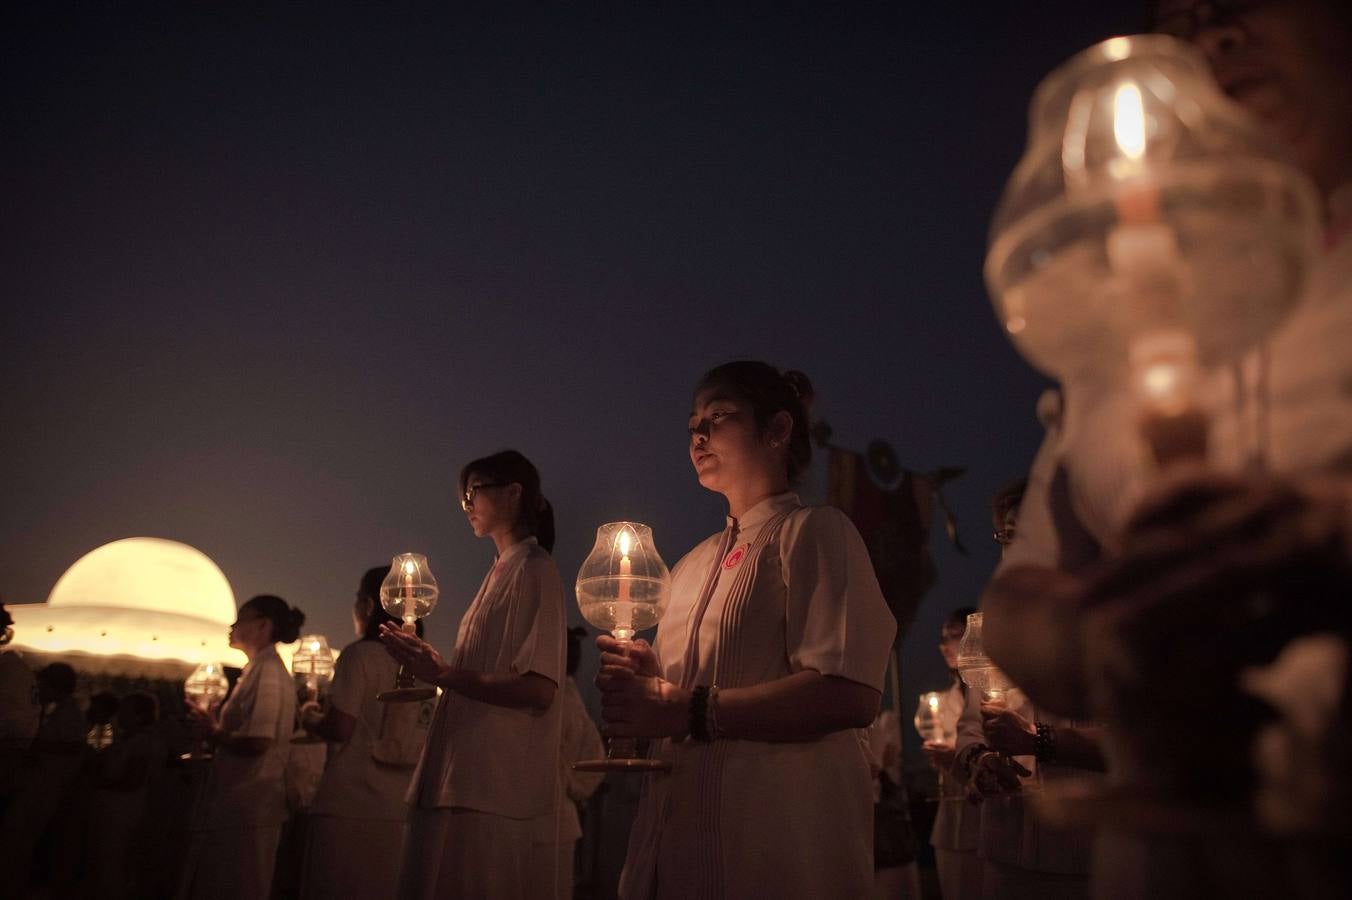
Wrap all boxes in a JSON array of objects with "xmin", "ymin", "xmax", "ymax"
[{"xmin": 180, "ymin": 363, "xmax": 903, "ymax": 900}]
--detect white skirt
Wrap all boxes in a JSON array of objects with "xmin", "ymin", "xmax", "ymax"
[
  {"xmin": 177, "ymin": 824, "xmax": 283, "ymax": 900},
  {"xmin": 301, "ymin": 815, "xmax": 406, "ymax": 899},
  {"xmin": 398, "ymin": 806, "xmax": 554, "ymax": 900}
]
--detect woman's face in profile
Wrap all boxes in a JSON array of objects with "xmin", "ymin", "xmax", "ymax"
[{"xmin": 688, "ymin": 389, "xmax": 775, "ymax": 494}]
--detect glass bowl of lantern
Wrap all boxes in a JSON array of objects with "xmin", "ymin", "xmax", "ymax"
[
  {"xmin": 574, "ymin": 521, "xmax": 671, "ymax": 772},
  {"xmin": 984, "ymin": 34, "xmax": 1319, "ymax": 469}
]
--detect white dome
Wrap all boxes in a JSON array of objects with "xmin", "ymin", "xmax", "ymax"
[
  {"xmin": 48, "ymin": 537, "xmax": 237, "ymax": 623},
  {"xmin": 9, "ymin": 537, "xmax": 247, "ymax": 669}
]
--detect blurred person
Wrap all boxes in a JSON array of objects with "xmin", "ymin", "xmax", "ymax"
[
  {"xmin": 596, "ymin": 361, "xmax": 896, "ymax": 900},
  {"xmin": 86, "ymin": 690, "xmax": 119, "ymax": 750},
  {"xmin": 982, "ymin": 1, "xmax": 1352, "ymax": 896},
  {"xmin": 380, "ymin": 449, "xmax": 565, "ymax": 900},
  {"xmin": 867, "ymin": 706, "xmax": 922, "ymax": 900},
  {"xmin": 89, "ymin": 691, "xmax": 165, "ymax": 898},
  {"xmin": 530, "ymin": 625, "xmax": 605, "ymax": 900},
  {"xmin": 0, "ymin": 602, "xmax": 40, "ymax": 811},
  {"xmin": 298, "ymin": 566, "xmax": 431, "ymax": 900},
  {"xmin": 178, "ymin": 594, "xmax": 305, "ymax": 900},
  {"xmin": 925, "ymin": 606, "xmax": 980, "ymax": 900},
  {"xmin": 955, "ymin": 482, "xmax": 1104, "ymax": 900},
  {"xmin": 0, "ymin": 660, "xmax": 86, "ymax": 893}
]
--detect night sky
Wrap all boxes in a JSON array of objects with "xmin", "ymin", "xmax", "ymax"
[{"xmin": 3, "ymin": 2, "xmax": 1142, "ymax": 733}]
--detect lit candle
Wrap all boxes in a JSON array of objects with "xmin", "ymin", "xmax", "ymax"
[
  {"xmin": 401, "ymin": 558, "xmax": 417, "ymax": 630},
  {"xmin": 617, "ymin": 530, "xmax": 632, "ymax": 604},
  {"xmin": 1102, "ymin": 78, "xmax": 1206, "ymax": 467}
]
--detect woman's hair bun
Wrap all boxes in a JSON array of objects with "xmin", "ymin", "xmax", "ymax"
[{"xmin": 782, "ymin": 369, "xmax": 814, "ymax": 415}]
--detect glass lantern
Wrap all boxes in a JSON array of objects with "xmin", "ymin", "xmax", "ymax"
[
  {"xmin": 954, "ymin": 612, "xmax": 1013, "ymax": 703},
  {"xmin": 985, "ymin": 34, "xmax": 1320, "ymax": 466},
  {"xmin": 182, "ymin": 661, "xmax": 230, "ymax": 761},
  {"xmin": 377, "ymin": 552, "xmax": 439, "ymax": 702},
  {"xmin": 914, "ymin": 691, "xmax": 949, "ymax": 744},
  {"xmin": 575, "ymin": 522, "xmax": 672, "ymax": 772},
  {"xmin": 291, "ymin": 634, "xmax": 335, "ymax": 744}
]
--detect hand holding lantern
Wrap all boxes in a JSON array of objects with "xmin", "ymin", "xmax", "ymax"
[
  {"xmin": 378, "ymin": 553, "xmax": 439, "ymax": 703},
  {"xmin": 182, "ymin": 661, "xmax": 230, "ymax": 760},
  {"xmin": 985, "ymin": 34, "xmax": 1320, "ymax": 470},
  {"xmin": 291, "ymin": 634, "xmax": 334, "ymax": 743},
  {"xmin": 576, "ymin": 522, "xmax": 672, "ymax": 772}
]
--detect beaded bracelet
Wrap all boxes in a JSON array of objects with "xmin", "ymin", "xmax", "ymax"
[{"xmin": 1034, "ymin": 721, "xmax": 1056, "ymax": 763}]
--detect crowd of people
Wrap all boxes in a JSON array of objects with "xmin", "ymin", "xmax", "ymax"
[{"xmin": 3, "ymin": 0, "xmax": 1352, "ymax": 897}]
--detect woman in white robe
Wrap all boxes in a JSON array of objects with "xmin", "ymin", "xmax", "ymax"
[
  {"xmin": 597, "ymin": 361, "xmax": 897, "ymax": 900},
  {"xmin": 381, "ymin": 449, "xmax": 566, "ymax": 900},
  {"xmin": 179, "ymin": 594, "xmax": 304, "ymax": 900},
  {"xmin": 299, "ymin": 566, "xmax": 431, "ymax": 899}
]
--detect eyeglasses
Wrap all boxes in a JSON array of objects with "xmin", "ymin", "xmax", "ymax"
[
  {"xmin": 993, "ymin": 527, "xmax": 1016, "ymax": 547},
  {"xmin": 1152, "ymin": 0, "xmax": 1257, "ymax": 40},
  {"xmin": 461, "ymin": 482, "xmax": 508, "ymax": 511}
]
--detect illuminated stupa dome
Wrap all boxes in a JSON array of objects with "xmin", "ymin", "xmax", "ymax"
[{"xmin": 9, "ymin": 537, "xmax": 248, "ymax": 673}]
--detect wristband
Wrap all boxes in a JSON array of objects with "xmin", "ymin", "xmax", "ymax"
[
  {"xmin": 1034, "ymin": 721, "xmax": 1056, "ymax": 763},
  {"xmin": 689, "ymin": 686, "xmax": 712, "ymax": 742},
  {"xmin": 706, "ymin": 685, "xmax": 722, "ymax": 740}
]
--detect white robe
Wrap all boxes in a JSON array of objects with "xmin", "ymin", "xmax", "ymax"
[{"xmin": 620, "ymin": 492, "xmax": 896, "ymax": 900}]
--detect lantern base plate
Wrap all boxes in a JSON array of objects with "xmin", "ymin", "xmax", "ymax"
[
  {"xmin": 573, "ymin": 757, "xmax": 671, "ymax": 773},
  {"xmin": 378, "ymin": 686, "xmax": 436, "ymax": 703}
]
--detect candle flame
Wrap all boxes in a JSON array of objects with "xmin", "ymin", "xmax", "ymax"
[
  {"xmin": 308, "ymin": 640, "xmax": 320, "ymax": 652},
  {"xmin": 617, "ymin": 530, "xmax": 632, "ymax": 557},
  {"xmin": 928, "ymin": 694, "xmax": 939, "ymax": 710},
  {"xmin": 1141, "ymin": 360, "xmax": 1181, "ymax": 400},
  {"xmin": 1113, "ymin": 82, "xmax": 1147, "ymax": 162},
  {"xmin": 402, "ymin": 558, "xmax": 416, "ymax": 576}
]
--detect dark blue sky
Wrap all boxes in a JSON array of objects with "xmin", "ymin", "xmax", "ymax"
[{"xmin": 2, "ymin": 2, "xmax": 1141, "ymax": 719}]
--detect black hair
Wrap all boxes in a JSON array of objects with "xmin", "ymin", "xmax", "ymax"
[
  {"xmin": 566, "ymin": 625, "xmax": 587, "ymax": 677},
  {"xmin": 242, "ymin": 594, "xmax": 305, "ymax": 645},
  {"xmin": 459, "ymin": 449, "xmax": 556, "ymax": 553},
  {"xmin": 38, "ymin": 662, "xmax": 77, "ymax": 697},
  {"xmin": 118, "ymin": 691, "xmax": 158, "ymax": 730},
  {"xmin": 0, "ymin": 603, "xmax": 12, "ymax": 633},
  {"xmin": 88, "ymin": 691, "xmax": 120, "ymax": 725},
  {"xmin": 694, "ymin": 361, "xmax": 816, "ymax": 482},
  {"xmin": 991, "ymin": 478, "xmax": 1028, "ymax": 526},
  {"xmin": 359, "ymin": 565, "xmax": 423, "ymax": 640},
  {"xmin": 943, "ymin": 606, "xmax": 977, "ymax": 635}
]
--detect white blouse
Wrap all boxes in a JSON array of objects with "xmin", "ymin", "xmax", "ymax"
[
  {"xmin": 620, "ymin": 492, "xmax": 896, "ymax": 900},
  {"xmin": 410, "ymin": 537, "xmax": 565, "ymax": 821},
  {"xmin": 196, "ymin": 645, "xmax": 296, "ymax": 830},
  {"xmin": 310, "ymin": 638, "xmax": 427, "ymax": 821}
]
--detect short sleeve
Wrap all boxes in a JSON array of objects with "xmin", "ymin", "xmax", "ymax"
[
  {"xmin": 508, "ymin": 555, "xmax": 566, "ymax": 687},
  {"xmin": 327, "ymin": 642, "xmax": 368, "ymax": 718},
  {"xmin": 237, "ymin": 663, "xmax": 284, "ymax": 740},
  {"xmin": 780, "ymin": 506, "xmax": 896, "ymax": 691}
]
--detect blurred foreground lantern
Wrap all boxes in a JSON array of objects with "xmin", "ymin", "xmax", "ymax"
[
  {"xmin": 985, "ymin": 34, "xmax": 1320, "ymax": 467},
  {"xmin": 575, "ymin": 522, "xmax": 671, "ymax": 772},
  {"xmin": 378, "ymin": 553, "xmax": 439, "ymax": 703}
]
